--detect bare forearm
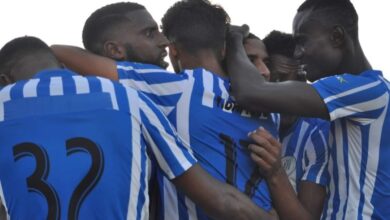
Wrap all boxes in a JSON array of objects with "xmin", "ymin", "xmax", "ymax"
[
  {"xmin": 173, "ymin": 165, "xmax": 276, "ymax": 220},
  {"xmin": 216, "ymin": 184, "xmax": 277, "ymax": 220},
  {"xmin": 266, "ymin": 171, "xmax": 313, "ymax": 220},
  {"xmin": 51, "ymin": 45, "xmax": 118, "ymax": 80}
]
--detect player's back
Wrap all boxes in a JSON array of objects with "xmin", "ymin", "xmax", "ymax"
[{"xmin": 0, "ymin": 69, "xmax": 150, "ymax": 220}]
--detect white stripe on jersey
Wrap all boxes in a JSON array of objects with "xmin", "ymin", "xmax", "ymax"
[
  {"xmin": 125, "ymin": 87, "xmax": 144, "ymax": 220},
  {"xmin": 139, "ymin": 98, "xmax": 193, "ymax": 179},
  {"xmin": 0, "ymin": 181, "xmax": 8, "ymax": 217},
  {"xmin": 329, "ymin": 92, "xmax": 387, "ymax": 122},
  {"xmin": 49, "ymin": 77, "xmax": 64, "ymax": 96},
  {"xmin": 201, "ymin": 70, "xmax": 214, "ymax": 108},
  {"xmin": 323, "ymin": 80, "xmax": 381, "ymax": 104},
  {"xmin": 345, "ymin": 120, "xmax": 363, "ymax": 219},
  {"xmin": 23, "ymin": 78, "xmax": 39, "ymax": 98},
  {"xmin": 0, "ymin": 84, "xmax": 14, "ymax": 121},
  {"xmin": 117, "ymin": 65, "xmax": 172, "ymax": 74},
  {"xmin": 186, "ymin": 196, "xmax": 198, "ymax": 220},
  {"xmin": 176, "ymin": 70, "xmax": 195, "ymax": 144},
  {"xmin": 72, "ymin": 75, "xmax": 90, "ymax": 94},
  {"xmin": 218, "ymin": 78, "xmax": 229, "ymax": 100},
  {"xmin": 334, "ymin": 121, "xmax": 347, "ymax": 220},
  {"xmin": 363, "ymin": 94, "xmax": 388, "ymax": 219},
  {"xmin": 163, "ymin": 178, "xmax": 179, "ymax": 220},
  {"xmin": 315, "ymin": 130, "xmax": 329, "ymax": 183},
  {"xmin": 120, "ymin": 79, "xmax": 184, "ymax": 96},
  {"xmin": 98, "ymin": 77, "xmax": 119, "ymax": 110}
]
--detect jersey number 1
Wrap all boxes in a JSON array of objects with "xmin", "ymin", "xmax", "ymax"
[{"xmin": 13, "ymin": 137, "xmax": 104, "ymax": 220}]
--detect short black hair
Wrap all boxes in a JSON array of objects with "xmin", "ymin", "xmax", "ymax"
[
  {"xmin": 246, "ymin": 33, "xmax": 260, "ymax": 41},
  {"xmin": 0, "ymin": 36, "xmax": 54, "ymax": 77},
  {"xmin": 83, "ymin": 2, "xmax": 145, "ymax": 54},
  {"xmin": 297, "ymin": 0, "xmax": 358, "ymax": 38},
  {"xmin": 161, "ymin": 0, "xmax": 230, "ymax": 57},
  {"xmin": 263, "ymin": 30, "xmax": 295, "ymax": 58}
]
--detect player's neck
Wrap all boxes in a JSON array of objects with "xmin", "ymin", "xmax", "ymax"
[{"xmin": 342, "ymin": 42, "xmax": 372, "ymax": 75}]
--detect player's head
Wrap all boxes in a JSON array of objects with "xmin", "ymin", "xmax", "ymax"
[
  {"xmin": 161, "ymin": 0, "xmax": 230, "ymax": 73},
  {"xmin": 83, "ymin": 2, "xmax": 170, "ymax": 68},
  {"xmin": 243, "ymin": 33, "xmax": 271, "ymax": 81},
  {"xmin": 0, "ymin": 36, "xmax": 60, "ymax": 86},
  {"xmin": 263, "ymin": 30, "xmax": 304, "ymax": 82},
  {"xmin": 293, "ymin": 0, "xmax": 359, "ymax": 81}
]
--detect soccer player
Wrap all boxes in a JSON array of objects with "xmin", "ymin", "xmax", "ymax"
[
  {"xmin": 257, "ymin": 30, "xmax": 330, "ymax": 219},
  {"xmin": 0, "ymin": 36, "xmax": 275, "ymax": 220},
  {"xmin": 226, "ymin": 0, "xmax": 390, "ymax": 219},
  {"xmin": 51, "ymin": 1, "xmax": 278, "ymax": 219}
]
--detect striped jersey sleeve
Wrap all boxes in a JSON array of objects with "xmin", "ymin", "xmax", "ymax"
[
  {"xmin": 301, "ymin": 120, "xmax": 330, "ymax": 186},
  {"xmin": 133, "ymin": 89, "xmax": 197, "ymax": 179},
  {"xmin": 117, "ymin": 62, "xmax": 188, "ymax": 107},
  {"xmin": 312, "ymin": 71, "xmax": 388, "ymax": 123}
]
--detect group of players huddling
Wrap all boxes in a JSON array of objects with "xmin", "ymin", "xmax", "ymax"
[{"xmin": 0, "ymin": 0, "xmax": 389, "ymax": 219}]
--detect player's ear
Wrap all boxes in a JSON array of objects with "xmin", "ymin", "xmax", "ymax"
[
  {"xmin": 103, "ymin": 41, "xmax": 126, "ymax": 60},
  {"xmin": 330, "ymin": 25, "xmax": 345, "ymax": 48},
  {"xmin": 0, "ymin": 73, "xmax": 13, "ymax": 86}
]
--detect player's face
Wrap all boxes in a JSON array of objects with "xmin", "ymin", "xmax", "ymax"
[
  {"xmin": 244, "ymin": 38, "xmax": 271, "ymax": 81},
  {"xmin": 117, "ymin": 10, "xmax": 169, "ymax": 68},
  {"xmin": 268, "ymin": 55, "xmax": 303, "ymax": 82},
  {"xmin": 293, "ymin": 10, "xmax": 342, "ymax": 82}
]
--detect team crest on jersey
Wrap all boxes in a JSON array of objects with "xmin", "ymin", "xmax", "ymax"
[
  {"xmin": 336, "ymin": 76, "xmax": 348, "ymax": 84},
  {"xmin": 281, "ymin": 156, "xmax": 296, "ymax": 176}
]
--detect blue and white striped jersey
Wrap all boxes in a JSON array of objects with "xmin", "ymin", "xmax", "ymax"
[
  {"xmin": 0, "ymin": 69, "xmax": 196, "ymax": 220},
  {"xmin": 312, "ymin": 70, "xmax": 390, "ymax": 220},
  {"xmin": 116, "ymin": 62, "xmax": 278, "ymax": 220},
  {"xmin": 280, "ymin": 117, "xmax": 330, "ymax": 192}
]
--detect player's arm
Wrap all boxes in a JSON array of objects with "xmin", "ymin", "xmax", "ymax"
[
  {"xmin": 248, "ymin": 127, "xmax": 322, "ymax": 220},
  {"xmin": 51, "ymin": 45, "xmax": 119, "ymax": 80},
  {"xmin": 226, "ymin": 26, "xmax": 329, "ymax": 119},
  {"xmin": 173, "ymin": 164, "xmax": 277, "ymax": 220},
  {"xmin": 298, "ymin": 182, "xmax": 326, "ymax": 220},
  {"xmin": 297, "ymin": 123, "xmax": 329, "ymax": 219}
]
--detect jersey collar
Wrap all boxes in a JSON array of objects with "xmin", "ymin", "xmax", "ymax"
[{"xmin": 33, "ymin": 68, "xmax": 78, "ymax": 78}]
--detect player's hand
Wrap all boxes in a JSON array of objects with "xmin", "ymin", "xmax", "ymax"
[
  {"xmin": 228, "ymin": 24, "xmax": 250, "ymax": 41},
  {"xmin": 248, "ymin": 127, "xmax": 283, "ymax": 179}
]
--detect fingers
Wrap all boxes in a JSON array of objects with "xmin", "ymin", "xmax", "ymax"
[
  {"xmin": 228, "ymin": 24, "xmax": 250, "ymax": 38},
  {"xmin": 250, "ymin": 152, "xmax": 271, "ymax": 171},
  {"xmin": 249, "ymin": 127, "xmax": 281, "ymax": 149}
]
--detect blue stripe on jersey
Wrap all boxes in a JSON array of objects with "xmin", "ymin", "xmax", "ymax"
[
  {"xmin": 9, "ymin": 79, "xmax": 27, "ymax": 99},
  {"xmin": 340, "ymin": 120, "xmax": 349, "ymax": 220},
  {"xmin": 116, "ymin": 62, "xmax": 277, "ymax": 219},
  {"xmin": 61, "ymin": 75, "xmax": 76, "ymax": 94},
  {"xmin": 36, "ymin": 76, "xmax": 50, "ymax": 97},
  {"xmin": 314, "ymin": 70, "xmax": 390, "ymax": 219}
]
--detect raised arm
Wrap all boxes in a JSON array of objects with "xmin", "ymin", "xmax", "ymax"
[
  {"xmin": 226, "ymin": 27, "xmax": 329, "ymax": 119},
  {"xmin": 51, "ymin": 45, "xmax": 119, "ymax": 80},
  {"xmin": 172, "ymin": 164, "xmax": 277, "ymax": 220}
]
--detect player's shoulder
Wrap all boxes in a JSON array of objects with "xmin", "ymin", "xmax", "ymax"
[
  {"xmin": 316, "ymin": 70, "xmax": 383, "ymax": 87},
  {"xmin": 116, "ymin": 61, "xmax": 172, "ymax": 74}
]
